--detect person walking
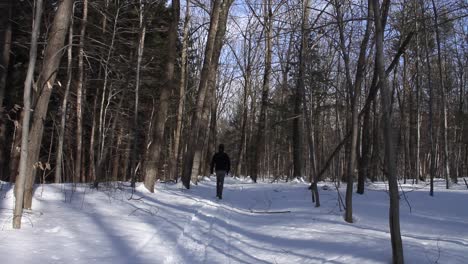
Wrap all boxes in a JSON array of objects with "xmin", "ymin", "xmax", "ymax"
[{"xmin": 210, "ymin": 144, "xmax": 230, "ymax": 199}]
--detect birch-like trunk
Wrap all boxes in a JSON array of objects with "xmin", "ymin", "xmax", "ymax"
[
  {"xmin": 13, "ymin": 0, "xmax": 43, "ymax": 228},
  {"xmin": 55, "ymin": 5, "xmax": 75, "ymax": 183},
  {"xmin": 131, "ymin": 0, "xmax": 147, "ymax": 187},
  {"xmin": 23, "ymin": 0, "xmax": 74, "ymax": 209}
]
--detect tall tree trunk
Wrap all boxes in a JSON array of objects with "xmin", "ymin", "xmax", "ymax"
[
  {"xmin": 181, "ymin": 0, "xmax": 233, "ymax": 189},
  {"xmin": 236, "ymin": 67, "xmax": 250, "ymax": 177},
  {"xmin": 0, "ymin": 0, "xmax": 12, "ymax": 181},
  {"xmin": 299, "ymin": 0, "xmax": 319, "ymax": 206},
  {"xmin": 415, "ymin": 34, "xmax": 421, "ymax": 184},
  {"xmin": 431, "ymin": 0, "xmax": 450, "ymax": 188},
  {"xmin": 335, "ymin": 0, "xmax": 372, "ymax": 223},
  {"xmin": 414, "ymin": 17, "xmax": 421, "ymax": 184},
  {"xmin": 170, "ymin": 0, "xmax": 190, "ymax": 182},
  {"xmin": 373, "ymin": 0, "xmax": 404, "ymax": 262},
  {"xmin": 55, "ymin": 5, "xmax": 75, "ymax": 183},
  {"xmin": 75, "ymin": 0, "xmax": 88, "ymax": 184},
  {"xmin": 132, "ymin": 0, "xmax": 147, "ymax": 187},
  {"xmin": 13, "ymin": 0, "xmax": 43, "ymax": 229},
  {"xmin": 88, "ymin": 93, "xmax": 98, "ymax": 182},
  {"xmin": 420, "ymin": 0, "xmax": 436, "ymax": 196},
  {"xmin": 144, "ymin": 0, "xmax": 180, "ymax": 192},
  {"xmin": 23, "ymin": 0, "xmax": 74, "ymax": 209},
  {"xmin": 95, "ymin": 6, "xmax": 120, "ymax": 187},
  {"xmin": 251, "ymin": 0, "xmax": 272, "ymax": 183}
]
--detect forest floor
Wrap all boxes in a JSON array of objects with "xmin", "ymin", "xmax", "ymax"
[{"xmin": 0, "ymin": 177, "xmax": 467, "ymax": 264}]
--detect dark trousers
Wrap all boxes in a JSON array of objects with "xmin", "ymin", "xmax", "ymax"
[{"xmin": 216, "ymin": 170, "xmax": 226, "ymax": 198}]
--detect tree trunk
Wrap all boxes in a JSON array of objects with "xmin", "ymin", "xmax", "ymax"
[
  {"xmin": 431, "ymin": 0, "xmax": 450, "ymax": 189},
  {"xmin": 23, "ymin": 0, "xmax": 73, "ymax": 209},
  {"xmin": 251, "ymin": 0, "xmax": 272, "ymax": 183},
  {"xmin": 75, "ymin": 0, "xmax": 88, "ymax": 184},
  {"xmin": 95, "ymin": 7, "xmax": 120, "ymax": 187},
  {"xmin": 335, "ymin": 0, "xmax": 372, "ymax": 223},
  {"xmin": 144, "ymin": 0, "xmax": 180, "ymax": 192},
  {"xmin": 420, "ymin": 0, "xmax": 436, "ymax": 196},
  {"xmin": 132, "ymin": 1, "xmax": 147, "ymax": 187},
  {"xmin": 13, "ymin": 0, "xmax": 43, "ymax": 229},
  {"xmin": 414, "ymin": 22, "xmax": 421, "ymax": 184},
  {"xmin": 170, "ymin": 0, "xmax": 190, "ymax": 182},
  {"xmin": 373, "ymin": 0, "xmax": 404, "ymax": 262},
  {"xmin": 88, "ymin": 93, "xmax": 98, "ymax": 182},
  {"xmin": 181, "ymin": 0, "xmax": 233, "ymax": 189},
  {"xmin": 0, "ymin": 0, "xmax": 12, "ymax": 181},
  {"xmin": 55, "ymin": 5, "xmax": 75, "ymax": 183}
]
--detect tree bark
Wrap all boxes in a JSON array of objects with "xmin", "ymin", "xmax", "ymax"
[
  {"xmin": 0, "ymin": 0, "xmax": 12, "ymax": 181},
  {"xmin": 420, "ymin": 0, "xmax": 436, "ymax": 196},
  {"xmin": 335, "ymin": 0, "xmax": 373, "ymax": 222},
  {"xmin": 13, "ymin": 0, "xmax": 43, "ymax": 229},
  {"xmin": 170, "ymin": 0, "xmax": 190, "ymax": 182},
  {"xmin": 23, "ymin": 0, "xmax": 74, "ymax": 209},
  {"xmin": 299, "ymin": 0, "xmax": 320, "ymax": 206},
  {"xmin": 132, "ymin": 0, "xmax": 147, "ymax": 187},
  {"xmin": 75, "ymin": 0, "xmax": 88, "ymax": 184},
  {"xmin": 144, "ymin": 0, "xmax": 180, "ymax": 192},
  {"xmin": 55, "ymin": 4, "xmax": 75, "ymax": 183},
  {"xmin": 431, "ymin": 0, "xmax": 450, "ymax": 188},
  {"xmin": 251, "ymin": 0, "xmax": 272, "ymax": 183},
  {"xmin": 373, "ymin": 0, "xmax": 404, "ymax": 262},
  {"xmin": 181, "ymin": 0, "xmax": 233, "ymax": 188}
]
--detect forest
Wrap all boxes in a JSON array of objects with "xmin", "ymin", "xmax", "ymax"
[{"xmin": 0, "ymin": 0, "xmax": 467, "ymax": 263}]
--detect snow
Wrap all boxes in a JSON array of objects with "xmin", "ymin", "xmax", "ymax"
[{"xmin": 0, "ymin": 177, "xmax": 467, "ymax": 264}]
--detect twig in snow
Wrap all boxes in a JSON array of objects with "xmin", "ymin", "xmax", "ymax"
[
  {"xmin": 435, "ymin": 238, "xmax": 441, "ymax": 264},
  {"xmin": 128, "ymin": 207, "xmax": 154, "ymax": 216},
  {"xmin": 463, "ymin": 178, "xmax": 468, "ymax": 189},
  {"xmin": 248, "ymin": 210, "xmax": 291, "ymax": 214}
]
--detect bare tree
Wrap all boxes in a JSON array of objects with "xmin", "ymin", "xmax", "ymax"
[
  {"xmin": 144, "ymin": 0, "xmax": 180, "ymax": 192},
  {"xmin": 251, "ymin": 0, "xmax": 273, "ymax": 183},
  {"xmin": 13, "ymin": 0, "xmax": 44, "ymax": 229},
  {"xmin": 75, "ymin": 0, "xmax": 88, "ymax": 184},
  {"xmin": 181, "ymin": 0, "xmax": 234, "ymax": 189},
  {"xmin": 23, "ymin": 0, "xmax": 74, "ymax": 209},
  {"xmin": 132, "ymin": 0, "xmax": 148, "ymax": 187},
  {"xmin": 55, "ymin": 3, "xmax": 75, "ymax": 184},
  {"xmin": 334, "ymin": 0, "xmax": 373, "ymax": 223},
  {"xmin": 431, "ymin": 0, "xmax": 450, "ymax": 189},
  {"xmin": 169, "ymin": 0, "xmax": 191, "ymax": 182},
  {"xmin": 0, "ymin": 0, "xmax": 12, "ymax": 181},
  {"xmin": 373, "ymin": 0, "xmax": 404, "ymax": 262}
]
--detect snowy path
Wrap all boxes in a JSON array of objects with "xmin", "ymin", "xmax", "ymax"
[{"xmin": 1, "ymin": 178, "xmax": 468, "ymax": 263}]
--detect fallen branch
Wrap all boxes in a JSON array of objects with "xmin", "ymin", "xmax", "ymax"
[
  {"xmin": 463, "ymin": 178, "xmax": 468, "ymax": 189},
  {"xmin": 249, "ymin": 210, "xmax": 291, "ymax": 214}
]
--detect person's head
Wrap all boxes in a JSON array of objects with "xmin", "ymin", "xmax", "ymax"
[{"xmin": 218, "ymin": 144, "xmax": 225, "ymax": 153}]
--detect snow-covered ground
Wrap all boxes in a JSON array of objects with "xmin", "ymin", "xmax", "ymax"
[{"xmin": 0, "ymin": 177, "xmax": 467, "ymax": 264}]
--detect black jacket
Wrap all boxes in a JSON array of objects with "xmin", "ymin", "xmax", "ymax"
[{"xmin": 210, "ymin": 151, "xmax": 230, "ymax": 174}]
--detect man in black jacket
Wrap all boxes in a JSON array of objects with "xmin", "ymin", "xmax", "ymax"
[{"xmin": 210, "ymin": 144, "xmax": 230, "ymax": 199}]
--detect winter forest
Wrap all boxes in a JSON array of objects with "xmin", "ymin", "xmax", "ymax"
[{"xmin": 0, "ymin": 0, "xmax": 467, "ymax": 263}]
